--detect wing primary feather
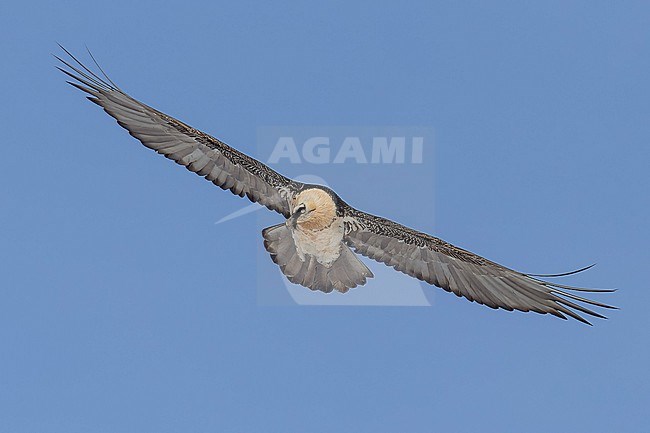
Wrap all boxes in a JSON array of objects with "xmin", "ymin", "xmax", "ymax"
[
  {"xmin": 536, "ymin": 280, "xmax": 616, "ymax": 293},
  {"xmin": 54, "ymin": 54, "xmax": 109, "ymax": 91},
  {"xmin": 85, "ymin": 45, "xmax": 121, "ymax": 90},
  {"xmin": 66, "ymin": 80, "xmax": 98, "ymax": 97},
  {"xmin": 547, "ymin": 288, "xmax": 618, "ymax": 309},
  {"xmin": 57, "ymin": 44, "xmax": 114, "ymax": 90},
  {"xmin": 525, "ymin": 263, "xmax": 596, "ymax": 278}
]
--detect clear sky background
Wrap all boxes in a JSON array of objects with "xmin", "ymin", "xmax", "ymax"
[{"xmin": 1, "ymin": 1, "xmax": 649, "ymax": 432}]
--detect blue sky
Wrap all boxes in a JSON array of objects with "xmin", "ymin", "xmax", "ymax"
[{"xmin": 1, "ymin": 1, "xmax": 649, "ymax": 432}]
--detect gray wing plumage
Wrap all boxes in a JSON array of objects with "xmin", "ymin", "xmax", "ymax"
[
  {"xmin": 343, "ymin": 207, "xmax": 616, "ymax": 324},
  {"xmin": 56, "ymin": 47, "xmax": 300, "ymax": 218}
]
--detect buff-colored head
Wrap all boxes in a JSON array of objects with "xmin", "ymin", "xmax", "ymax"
[{"xmin": 291, "ymin": 188, "xmax": 337, "ymax": 230}]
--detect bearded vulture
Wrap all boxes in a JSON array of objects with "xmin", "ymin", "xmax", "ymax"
[{"xmin": 56, "ymin": 47, "xmax": 616, "ymax": 324}]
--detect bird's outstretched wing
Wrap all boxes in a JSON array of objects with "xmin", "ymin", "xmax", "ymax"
[
  {"xmin": 56, "ymin": 47, "xmax": 300, "ymax": 218},
  {"xmin": 343, "ymin": 207, "xmax": 616, "ymax": 324}
]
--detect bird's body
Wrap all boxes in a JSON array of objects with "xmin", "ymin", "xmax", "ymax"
[
  {"xmin": 57, "ymin": 47, "xmax": 616, "ymax": 324},
  {"xmin": 264, "ymin": 186, "xmax": 373, "ymax": 293}
]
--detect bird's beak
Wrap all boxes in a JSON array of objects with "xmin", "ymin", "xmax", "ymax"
[{"xmin": 288, "ymin": 209, "xmax": 301, "ymax": 228}]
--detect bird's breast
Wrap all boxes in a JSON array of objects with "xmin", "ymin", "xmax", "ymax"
[{"xmin": 290, "ymin": 217, "xmax": 344, "ymax": 266}]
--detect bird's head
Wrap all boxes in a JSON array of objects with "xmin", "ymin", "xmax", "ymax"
[{"xmin": 289, "ymin": 188, "xmax": 337, "ymax": 230}]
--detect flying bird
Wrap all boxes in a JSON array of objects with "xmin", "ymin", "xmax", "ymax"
[{"xmin": 56, "ymin": 47, "xmax": 616, "ymax": 324}]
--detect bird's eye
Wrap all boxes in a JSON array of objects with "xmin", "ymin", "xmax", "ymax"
[{"xmin": 297, "ymin": 204, "xmax": 306, "ymax": 213}]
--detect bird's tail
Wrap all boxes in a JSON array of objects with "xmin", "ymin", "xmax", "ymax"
[{"xmin": 262, "ymin": 223, "xmax": 373, "ymax": 293}]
